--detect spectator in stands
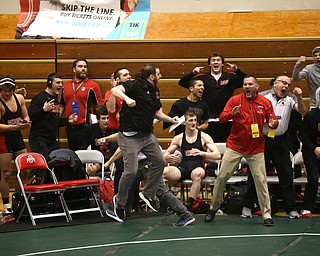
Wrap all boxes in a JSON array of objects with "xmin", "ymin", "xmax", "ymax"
[
  {"xmin": 178, "ymin": 52, "xmax": 247, "ymax": 142},
  {"xmin": 105, "ymin": 68, "xmax": 131, "ymax": 132},
  {"xmin": 242, "ymin": 75, "xmax": 306, "ymax": 219},
  {"xmin": 163, "ymin": 110, "xmax": 221, "ymax": 212},
  {"xmin": 163, "ymin": 79, "xmax": 209, "ymax": 135},
  {"xmin": 105, "ymin": 64, "xmax": 179, "ymax": 222},
  {"xmin": 60, "ymin": 58, "xmax": 103, "ymax": 150},
  {"xmin": 0, "ymin": 76, "xmax": 31, "ymax": 215},
  {"xmin": 86, "ymin": 105, "xmax": 122, "ymax": 178},
  {"xmin": 292, "ymin": 46, "xmax": 320, "ymax": 109},
  {"xmin": 28, "ymin": 72, "xmax": 77, "ymax": 182},
  {"xmin": 205, "ymin": 75, "xmax": 278, "ymax": 226},
  {"xmin": 298, "ymin": 87, "xmax": 320, "ymax": 218}
]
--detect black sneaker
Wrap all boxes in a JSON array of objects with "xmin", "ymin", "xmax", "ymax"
[
  {"xmin": 205, "ymin": 209, "xmax": 217, "ymax": 222},
  {"xmin": 105, "ymin": 195, "xmax": 126, "ymax": 223},
  {"xmin": 139, "ymin": 192, "xmax": 159, "ymax": 212},
  {"xmin": 263, "ymin": 218, "xmax": 274, "ymax": 226},
  {"xmin": 173, "ymin": 215, "xmax": 195, "ymax": 227}
]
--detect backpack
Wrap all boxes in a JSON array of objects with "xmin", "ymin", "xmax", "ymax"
[
  {"xmin": 99, "ymin": 178, "xmax": 114, "ymax": 210},
  {"xmin": 221, "ymin": 181, "xmax": 279, "ymax": 215},
  {"xmin": 221, "ymin": 181, "xmax": 247, "ymax": 215}
]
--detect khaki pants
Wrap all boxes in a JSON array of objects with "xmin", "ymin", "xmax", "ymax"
[{"xmin": 211, "ymin": 148, "xmax": 271, "ymax": 220}]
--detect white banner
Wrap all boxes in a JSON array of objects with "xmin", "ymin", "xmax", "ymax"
[{"xmin": 23, "ymin": 0, "xmax": 119, "ymax": 39}]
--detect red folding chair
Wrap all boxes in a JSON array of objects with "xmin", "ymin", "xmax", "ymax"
[{"xmin": 15, "ymin": 153, "xmax": 72, "ymax": 226}]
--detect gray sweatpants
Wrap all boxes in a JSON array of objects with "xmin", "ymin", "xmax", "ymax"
[{"xmin": 116, "ymin": 132, "xmax": 165, "ymax": 209}]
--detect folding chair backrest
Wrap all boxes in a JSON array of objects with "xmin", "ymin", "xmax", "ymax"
[
  {"xmin": 213, "ymin": 142, "xmax": 226, "ymax": 175},
  {"xmin": 215, "ymin": 142, "xmax": 226, "ymax": 155},
  {"xmin": 75, "ymin": 150, "xmax": 105, "ymax": 178},
  {"xmin": 15, "ymin": 152, "xmax": 71, "ymax": 225},
  {"xmin": 293, "ymin": 151, "xmax": 304, "ymax": 166},
  {"xmin": 16, "ymin": 153, "xmax": 49, "ymax": 172}
]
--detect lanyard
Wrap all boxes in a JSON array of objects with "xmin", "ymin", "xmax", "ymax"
[{"xmin": 72, "ymin": 81, "xmax": 84, "ymax": 101}]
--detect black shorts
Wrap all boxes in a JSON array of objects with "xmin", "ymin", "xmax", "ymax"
[
  {"xmin": 0, "ymin": 132, "xmax": 26, "ymax": 153},
  {"xmin": 179, "ymin": 162, "xmax": 205, "ymax": 181}
]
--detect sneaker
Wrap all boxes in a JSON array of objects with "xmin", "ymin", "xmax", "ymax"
[
  {"xmin": 173, "ymin": 215, "xmax": 195, "ymax": 227},
  {"xmin": 287, "ymin": 210, "xmax": 300, "ymax": 219},
  {"xmin": 139, "ymin": 192, "xmax": 159, "ymax": 212},
  {"xmin": 301, "ymin": 209, "xmax": 312, "ymax": 218},
  {"xmin": 263, "ymin": 218, "xmax": 274, "ymax": 226},
  {"xmin": 205, "ymin": 209, "xmax": 217, "ymax": 222},
  {"xmin": 241, "ymin": 207, "xmax": 252, "ymax": 218},
  {"xmin": 3, "ymin": 204, "xmax": 13, "ymax": 216},
  {"xmin": 105, "ymin": 195, "xmax": 126, "ymax": 223},
  {"xmin": 1, "ymin": 214, "xmax": 15, "ymax": 224}
]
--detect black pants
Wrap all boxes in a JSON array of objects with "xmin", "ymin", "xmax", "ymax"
[
  {"xmin": 244, "ymin": 134, "xmax": 296, "ymax": 213},
  {"xmin": 66, "ymin": 124, "xmax": 90, "ymax": 150},
  {"xmin": 302, "ymin": 148, "xmax": 320, "ymax": 211}
]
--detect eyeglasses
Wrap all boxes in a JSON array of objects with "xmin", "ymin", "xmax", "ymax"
[{"xmin": 276, "ymin": 79, "xmax": 291, "ymax": 86}]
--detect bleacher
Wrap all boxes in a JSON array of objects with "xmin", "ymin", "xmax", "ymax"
[
  {"xmin": 1, "ymin": 10, "xmax": 320, "ymax": 193},
  {"xmin": 1, "ymin": 38, "xmax": 317, "ymax": 150}
]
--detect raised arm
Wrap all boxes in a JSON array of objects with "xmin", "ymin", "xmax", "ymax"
[
  {"xmin": 111, "ymin": 85, "xmax": 136, "ymax": 107},
  {"xmin": 178, "ymin": 67, "xmax": 204, "ymax": 88},
  {"xmin": 292, "ymin": 56, "xmax": 307, "ymax": 81},
  {"xmin": 292, "ymin": 87, "xmax": 306, "ymax": 114}
]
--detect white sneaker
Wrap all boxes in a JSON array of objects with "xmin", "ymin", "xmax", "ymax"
[
  {"xmin": 241, "ymin": 207, "xmax": 252, "ymax": 218},
  {"xmin": 3, "ymin": 203, "xmax": 13, "ymax": 215},
  {"xmin": 301, "ymin": 209, "xmax": 312, "ymax": 218},
  {"xmin": 287, "ymin": 210, "xmax": 300, "ymax": 219}
]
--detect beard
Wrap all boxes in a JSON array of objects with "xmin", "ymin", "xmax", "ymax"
[
  {"xmin": 153, "ymin": 77, "xmax": 158, "ymax": 87},
  {"xmin": 75, "ymin": 71, "xmax": 87, "ymax": 80}
]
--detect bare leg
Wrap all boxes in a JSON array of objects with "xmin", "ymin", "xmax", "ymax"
[{"xmin": 190, "ymin": 167, "xmax": 206, "ymax": 199}]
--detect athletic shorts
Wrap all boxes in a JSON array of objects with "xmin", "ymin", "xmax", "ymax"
[
  {"xmin": 0, "ymin": 132, "xmax": 26, "ymax": 153},
  {"xmin": 179, "ymin": 161, "xmax": 205, "ymax": 181}
]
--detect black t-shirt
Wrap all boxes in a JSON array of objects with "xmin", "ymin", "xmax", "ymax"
[
  {"xmin": 120, "ymin": 78, "xmax": 162, "ymax": 133},
  {"xmin": 163, "ymin": 97, "xmax": 209, "ymax": 135}
]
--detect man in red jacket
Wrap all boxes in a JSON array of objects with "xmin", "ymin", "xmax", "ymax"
[
  {"xmin": 60, "ymin": 58, "xmax": 103, "ymax": 150},
  {"xmin": 205, "ymin": 75, "xmax": 278, "ymax": 226}
]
